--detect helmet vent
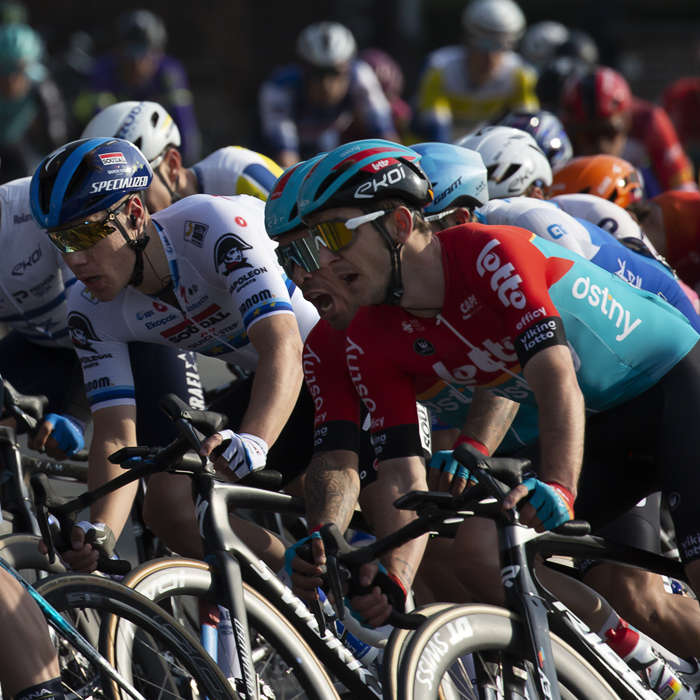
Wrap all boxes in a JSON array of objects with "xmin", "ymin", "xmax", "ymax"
[{"xmin": 314, "ymin": 160, "xmax": 354, "ymax": 200}]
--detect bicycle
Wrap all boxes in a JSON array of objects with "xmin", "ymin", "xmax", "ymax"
[
  {"xmin": 383, "ymin": 444, "xmax": 698, "ymax": 699},
  {"xmin": 30, "ymin": 394, "xmax": 433, "ymax": 700},
  {"xmin": 0, "ymin": 548, "xmax": 238, "ymax": 700}
]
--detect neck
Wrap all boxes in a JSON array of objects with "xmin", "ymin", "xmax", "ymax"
[
  {"xmin": 398, "ymin": 235, "xmax": 444, "ymax": 316},
  {"xmin": 181, "ymin": 168, "xmax": 199, "ymax": 197},
  {"xmin": 132, "ymin": 220, "xmax": 172, "ymax": 295}
]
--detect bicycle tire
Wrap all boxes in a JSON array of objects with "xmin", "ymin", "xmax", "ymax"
[
  {"xmin": 118, "ymin": 557, "xmax": 341, "ymax": 700},
  {"xmin": 34, "ymin": 573, "xmax": 240, "ymax": 700},
  {"xmin": 398, "ymin": 605, "xmax": 620, "ymax": 700},
  {"xmin": 381, "ymin": 603, "xmax": 457, "ymax": 700}
]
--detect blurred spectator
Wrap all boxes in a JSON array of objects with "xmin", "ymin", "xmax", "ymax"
[
  {"xmin": 0, "ymin": 22, "xmax": 67, "ymax": 183},
  {"xmin": 519, "ymin": 21, "xmax": 569, "ymax": 73},
  {"xmin": 662, "ymin": 71, "xmax": 700, "ymax": 179},
  {"xmin": 77, "ymin": 9, "xmax": 201, "ymax": 164},
  {"xmin": 359, "ymin": 48, "xmax": 413, "ymax": 142},
  {"xmin": 0, "ymin": 0, "xmax": 27, "ymax": 25},
  {"xmin": 412, "ymin": 0, "xmax": 538, "ymax": 142},
  {"xmin": 258, "ymin": 21, "xmax": 398, "ymax": 167},
  {"xmin": 560, "ymin": 66, "xmax": 697, "ymax": 197}
]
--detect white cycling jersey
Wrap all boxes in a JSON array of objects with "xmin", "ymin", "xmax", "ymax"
[
  {"xmin": 477, "ymin": 198, "xmax": 602, "ymax": 260},
  {"xmin": 191, "ymin": 146, "xmax": 283, "ymax": 201},
  {"xmin": 550, "ymin": 193, "xmax": 659, "ymax": 256},
  {"xmin": 0, "ymin": 177, "xmax": 76, "ymax": 349},
  {"xmin": 67, "ymin": 194, "xmax": 319, "ymax": 412}
]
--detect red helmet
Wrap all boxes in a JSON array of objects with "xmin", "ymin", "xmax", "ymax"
[{"xmin": 560, "ymin": 66, "xmax": 632, "ymax": 130}]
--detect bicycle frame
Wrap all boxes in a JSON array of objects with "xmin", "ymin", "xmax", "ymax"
[{"xmin": 0, "ymin": 554, "xmax": 148, "ymax": 700}]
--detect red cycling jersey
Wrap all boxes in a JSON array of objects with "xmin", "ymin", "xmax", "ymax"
[
  {"xmin": 661, "ymin": 77, "xmax": 700, "ymax": 158},
  {"xmin": 345, "ymin": 224, "xmax": 573, "ymax": 462},
  {"xmin": 624, "ymin": 97, "xmax": 696, "ymax": 193},
  {"xmin": 652, "ymin": 190, "xmax": 700, "ymax": 288},
  {"xmin": 303, "ymin": 320, "xmax": 363, "ymax": 453}
]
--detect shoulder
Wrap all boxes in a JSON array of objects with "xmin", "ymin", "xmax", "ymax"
[
  {"xmin": 264, "ymin": 64, "xmax": 303, "ymax": 89},
  {"xmin": 424, "ymin": 45, "xmax": 464, "ymax": 71}
]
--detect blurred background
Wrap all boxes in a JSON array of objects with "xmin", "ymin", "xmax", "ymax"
[{"xmin": 24, "ymin": 0, "xmax": 700, "ymax": 158}]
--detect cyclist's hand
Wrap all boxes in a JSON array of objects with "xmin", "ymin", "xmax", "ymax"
[
  {"xmin": 285, "ymin": 533, "xmax": 325, "ymax": 601},
  {"xmin": 503, "ymin": 479, "xmax": 574, "ymax": 532},
  {"xmin": 28, "ymin": 414, "xmax": 84, "ymax": 460},
  {"xmin": 38, "ymin": 525, "xmax": 99, "ymax": 572},
  {"xmin": 346, "ymin": 563, "xmax": 393, "ymax": 628},
  {"xmin": 200, "ymin": 430, "xmax": 268, "ymax": 480},
  {"xmin": 428, "ymin": 450, "xmax": 469, "ymax": 495}
]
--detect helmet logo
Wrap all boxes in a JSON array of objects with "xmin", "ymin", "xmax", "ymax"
[
  {"xmin": 371, "ymin": 159, "xmax": 390, "ymax": 171},
  {"xmin": 99, "ymin": 152, "xmax": 128, "ymax": 166},
  {"xmin": 355, "ymin": 164, "xmax": 406, "ymax": 199}
]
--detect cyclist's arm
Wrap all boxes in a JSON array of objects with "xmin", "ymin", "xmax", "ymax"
[
  {"xmin": 237, "ymin": 313, "xmax": 304, "ymax": 448},
  {"xmin": 460, "ymin": 388, "xmax": 520, "ymax": 453},
  {"xmin": 503, "ymin": 344, "xmax": 584, "ymax": 522}
]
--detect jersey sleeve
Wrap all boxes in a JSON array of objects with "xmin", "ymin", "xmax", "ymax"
[
  {"xmin": 350, "ymin": 60, "xmax": 397, "ymax": 138},
  {"xmin": 508, "ymin": 64, "xmax": 540, "ymax": 112},
  {"xmin": 644, "ymin": 105, "xmax": 696, "ymax": 192},
  {"xmin": 462, "ymin": 227, "xmax": 571, "ymax": 368},
  {"xmin": 234, "ymin": 150, "xmax": 284, "ymax": 201},
  {"xmin": 413, "ymin": 57, "xmax": 452, "ymax": 142},
  {"xmin": 200, "ymin": 198, "xmax": 297, "ymax": 333},
  {"xmin": 66, "ymin": 286, "xmax": 136, "ymax": 412},
  {"xmin": 345, "ymin": 321, "xmax": 425, "ymax": 462},
  {"xmin": 303, "ymin": 323, "xmax": 362, "ymax": 453}
]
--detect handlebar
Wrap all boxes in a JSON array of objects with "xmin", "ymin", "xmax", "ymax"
[{"xmin": 2, "ymin": 379, "xmax": 88, "ymax": 462}]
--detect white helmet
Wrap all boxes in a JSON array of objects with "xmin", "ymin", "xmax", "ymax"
[
  {"xmin": 462, "ymin": 0, "xmax": 526, "ymax": 51},
  {"xmin": 519, "ymin": 21, "xmax": 569, "ymax": 69},
  {"xmin": 296, "ymin": 21, "xmax": 357, "ymax": 68},
  {"xmin": 81, "ymin": 101, "xmax": 181, "ymax": 163},
  {"xmin": 456, "ymin": 126, "xmax": 552, "ymax": 198}
]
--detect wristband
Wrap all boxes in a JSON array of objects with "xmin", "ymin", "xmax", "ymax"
[
  {"xmin": 545, "ymin": 481, "xmax": 575, "ymax": 513},
  {"xmin": 454, "ymin": 435, "xmax": 489, "ymax": 456},
  {"xmin": 309, "ymin": 524, "xmax": 324, "ymax": 535}
]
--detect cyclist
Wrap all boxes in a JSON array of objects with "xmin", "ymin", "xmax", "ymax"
[
  {"xmin": 0, "ymin": 174, "xmax": 205, "ymax": 462},
  {"xmin": 498, "ymin": 108, "xmax": 573, "ymax": 171},
  {"xmin": 81, "ymin": 100, "xmax": 283, "ymax": 212},
  {"xmin": 29, "ymin": 137, "xmax": 319, "ymax": 573},
  {"xmin": 456, "ymin": 126, "xmax": 700, "ymax": 329},
  {"xmin": 80, "ymin": 9, "xmax": 200, "ymax": 164},
  {"xmin": 661, "ymin": 72, "xmax": 700, "ymax": 175},
  {"xmin": 632, "ymin": 190, "xmax": 700, "ymax": 292},
  {"xmin": 281, "ymin": 139, "xmax": 700, "ymax": 639},
  {"xmin": 268, "ymin": 148, "xmax": 489, "ymax": 613},
  {"xmin": 518, "ymin": 21, "xmax": 569, "ymax": 74},
  {"xmin": 0, "ymin": 22, "xmax": 68, "ymax": 183},
  {"xmin": 258, "ymin": 21, "xmax": 398, "ymax": 168},
  {"xmin": 560, "ymin": 66, "xmax": 697, "ymax": 197},
  {"xmin": 413, "ymin": 0, "xmax": 538, "ymax": 142}
]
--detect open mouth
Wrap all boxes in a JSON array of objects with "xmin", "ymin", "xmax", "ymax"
[
  {"xmin": 305, "ymin": 291, "xmax": 335, "ymax": 315},
  {"xmin": 83, "ymin": 275, "xmax": 101, "ymax": 288}
]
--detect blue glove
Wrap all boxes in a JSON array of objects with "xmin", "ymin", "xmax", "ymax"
[
  {"xmin": 45, "ymin": 414, "xmax": 85, "ymax": 458},
  {"xmin": 429, "ymin": 450, "xmax": 470, "ymax": 481},
  {"xmin": 284, "ymin": 531, "xmax": 322, "ymax": 578},
  {"xmin": 522, "ymin": 478, "xmax": 574, "ymax": 530}
]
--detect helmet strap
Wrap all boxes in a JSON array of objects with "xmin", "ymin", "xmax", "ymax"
[
  {"xmin": 369, "ymin": 214, "xmax": 404, "ymax": 306},
  {"xmin": 155, "ymin": 164, "xmax": 181, "ymax": 204},
  {"xmin": 112, "ymin": 213, "xmax": 150, "ymax": 287}
]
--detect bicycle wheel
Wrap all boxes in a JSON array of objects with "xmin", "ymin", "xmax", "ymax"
[
  {"xmin": 118, "ymin": 558, "xmax": 340, "ymax": 700},
  {"xmin": 398, "ymin": 605, "xmax": 619, "ymax": 700},
  {"xmin": 34, "ymin": 573, "xmax": 239, "ymax": 700}
]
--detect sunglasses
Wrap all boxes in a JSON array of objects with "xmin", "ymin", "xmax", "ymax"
[
  {"xmin": 47, "ymin": 199, "xmax": 130, "ymax": 254},
  {"xmin": 276, "ymin": 209, "xmax": 394, "ymax": 276}
]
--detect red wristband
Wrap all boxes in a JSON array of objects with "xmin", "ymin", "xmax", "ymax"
[
  {"xmin": 387, "ymin": 571, "xmax": 408, "ymax": 599},
  {"xmin": 309, "ymin": 524, "xmax": 324, "ymax": 535},
  {"xmin": 454, "ymin": 435, "xmax": 489, "ymax": 456},
  {"xmin": 545, "ymin": 482, "xmax": 575, "ymax": 515}
]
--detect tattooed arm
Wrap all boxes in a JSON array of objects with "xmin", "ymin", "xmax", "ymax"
[{"xmin": 462, "ymin": 388, "xmax": 520, "ymax": 454}]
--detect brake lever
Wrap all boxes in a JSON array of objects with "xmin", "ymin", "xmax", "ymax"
[{"xmin": 325, "ymin": 553, "xmax": 347, "ymax": 622}]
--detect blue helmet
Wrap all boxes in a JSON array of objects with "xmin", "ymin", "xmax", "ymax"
[
  {"xmin": 30, "ymin": 138, "xmax": 153, "ymax": 229},
  {"xmin": 499, "ymin": 110, "xmax": 573, "ymax": 171},
  {"xmin": 297, "ymin": 139, "xmax": 433, "ymax": 220},
  {"xmin": 265, "ymin": 155, "xmax": 324, "ymax": 237},
  {"xmin": 413, "ymin": 143, "xmax": 489, "ymax": 217}
]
